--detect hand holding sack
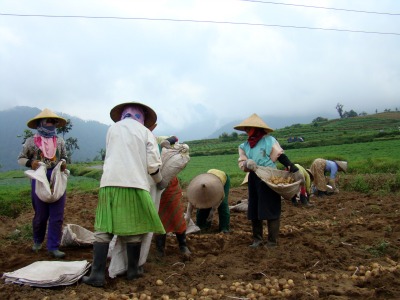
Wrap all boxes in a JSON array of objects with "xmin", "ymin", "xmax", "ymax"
[
  {"xmin": 243, "ymin": 159, "xmax": 257, "ymax": 172},
  {"xmin": 31, "ymin": 160, "xmax": 41, "ymax": 170},
  {"xmin": 60, "ymin": 159, "xmax": 67, "ymax": 172},
  {"xmin": 160, "ymin": 140, "xmax": 171, "ymax": 149},
  {"xmin": 293, "ymin": 170, "xmax": 305, "ymax": 186}
]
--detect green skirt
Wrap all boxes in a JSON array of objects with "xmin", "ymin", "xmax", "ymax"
[{"xmin": 94, "ymin": 186, "xmax": 165, "ymax": 236}]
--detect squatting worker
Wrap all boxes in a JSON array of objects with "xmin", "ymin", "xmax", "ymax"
[
  {"xmin": 310, "ymin": 158, "xmax": 347, "ymax": 197},
  {"xmin": 82, "ymin": 101, "xmax": 165, "ymax": 287},
  {"xmin": 196, "ymin": 169, "xmax": 231, "ymax": 233},
  {"xmin": 17, "ymin": 108, "xmax": 68, "ymax": 259},
  {"xmin": 234, "ymin": 113, "xmax": 303, "ymax": 248}
]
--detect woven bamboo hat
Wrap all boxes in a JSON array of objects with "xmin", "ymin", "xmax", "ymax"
[
  {"xmin": 110, "ymin": 101, "xmax": 157, "ymax": 129},
  {"xmin": 233, "ymin": 113, "xmax": 274, "ymax": 133},
  {"xmin": 334, "ymin": 160, "xmax": 348, "ymax": 172},
  {"xmin": 27, "ymin": 108, "xmax": 67, "ymax": 129},
  {"xmin": 186, "ymin": 173, "xmax": 225, "ymax": 208}
]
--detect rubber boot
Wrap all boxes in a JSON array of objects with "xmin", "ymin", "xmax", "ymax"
[
  {"xmin": 126, "ymin": 242, "xmax": 143, "ymax": 280},
  {"xmin": 155, "ymin": 234, "xmax": 166, "ymax": 257},
  {"xmin": 300, "ymin": 194, "xmax": 313, "ymax": 207},
  {"xmin": 317, "ymin": 190, "xmax": 326, "ymax": 198},
  {"xmin": 266, "ymin": 219, "xmax": 280, "ymax": 247},
  {"xmin": 82, "ymin": 242, "xmax": 110, "ymax": 287},
  {"xmin": 249, "ymin": 220, "xmax": 263, "ymax": 248},
  {"xmin": 176, "ymin": 232, "xmax": 191, "ymax": 255},
  {"xmin": 291, "ymin": 195, "xmax": 298, "ymax": 206}
]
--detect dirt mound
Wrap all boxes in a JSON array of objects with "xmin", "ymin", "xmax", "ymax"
[{"xmin": 1, "ymin": 187, "xmax": 400, "ymax": 299}]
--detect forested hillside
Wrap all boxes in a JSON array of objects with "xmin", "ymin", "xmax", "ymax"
[{"xmin": 186, "ymin": 112, "xmax": 400, "ymax": 157}]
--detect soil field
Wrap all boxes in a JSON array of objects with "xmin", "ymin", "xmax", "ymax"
[{"xmin": 1, "ymin": 187, "xmax": 400, "ymax": 300}]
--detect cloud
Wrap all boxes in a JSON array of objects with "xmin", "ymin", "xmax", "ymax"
[{"xmin": 0, "ymin": 0, "xmax": 399, "ymax": 140}]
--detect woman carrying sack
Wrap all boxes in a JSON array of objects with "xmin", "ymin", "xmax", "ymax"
[
  {"xmin": 17, "ymin": 108, "xmax": 68, "ymax": 258},
  {"xmin": 234, "ymin": 113, "xmax": 303, "ymax": 248}
]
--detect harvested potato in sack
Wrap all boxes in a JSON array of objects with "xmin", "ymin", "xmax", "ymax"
[
  {"xmin": 255, "ymin": 166, "xmax": 301, "ymax": 200},
  {"xmin": 160, "ymin": 143, "xmax": 190, "ymax": 183}
]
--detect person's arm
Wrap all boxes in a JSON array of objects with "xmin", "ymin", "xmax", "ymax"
[{"xmin": 277, "ymin": 153, "xmax": 298, "ymax": 173}]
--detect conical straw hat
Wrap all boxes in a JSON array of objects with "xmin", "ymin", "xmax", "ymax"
[
  {"xmin": 27, "ymin": 108, "xmax": 67, "ymax": 129},
  {"xmin": 110, "ymin": 101, "xmax": 157, "ymax": 129},
  {"xmin": 186, "ymin": 173, "xmax": 225, "ymax": 208},
  {"xmin": 334, "ymin": 161, "xmax": 348, "ymax": 172},
  {"xmin": 233, "ymin": 113, "xmax": 273, "ymax": 133}
]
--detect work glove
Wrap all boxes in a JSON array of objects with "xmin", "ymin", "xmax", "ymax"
[
  {"xmin": 293, "ymin": 170, "xmax": 305, "ymax": 185},
  {"xmin": 157, "ymin": 178, "xmax": 170, "ymax": 190},
  {"xmin": 60, "ymin": 159, "xmax": 67, "ymax": 172},
  {"xmin": 243, "ymin": 159, "xmax": 257, "ymax": 172},
  {"xmin": 160, "ymin": 140, "xmax": 172, "ymax": 149},
  {"xmin": 151, "ymin": 169, "xmax": 162, "ymax": 184},
  {"xmin": 31, "ymin": 160, "xmax": 41, "ymax": 171}
]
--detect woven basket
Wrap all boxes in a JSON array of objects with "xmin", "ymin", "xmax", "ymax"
[{"xmin": 255, "ymin": 166, "xmax": 301, "ymax": 200}]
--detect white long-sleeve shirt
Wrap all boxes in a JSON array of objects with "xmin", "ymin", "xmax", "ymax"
[{"xmin": 100, "ymin": 118, "xmax": 162, "ymax": 192}]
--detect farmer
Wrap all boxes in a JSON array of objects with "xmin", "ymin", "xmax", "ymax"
[
  {"xmin": 234, "ymin": 113, "xmax": 303, "ymax": 248},
  {"xmin": 196, "ymin": 169, "xmax": 231, "ymax": 233},
  {"xmin": 185, "ymin": 172, "xmax": 226, "ymax": 234},
  {"xmin": 288, "ymin": 164, "xmax": 313, "ymax": 207},
  {"xmin": 17, "ymin": 108, "xmax": 68, "ymax": 258},
  {"xmin": 151, "ymin": 132, "xmax": 191, "ymax": 258},
  {"xmin": 310, "ymin": 158, "xmax": 348, "ymax": 197},
  {"xmin": 82, "ymin": 101, "xmax": 165, "ymax": 287}
]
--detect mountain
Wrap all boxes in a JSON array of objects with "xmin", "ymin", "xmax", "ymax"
[
  {"xmin": 0, "ymin": 106, "xmax": 332, "ymax": 171},
  {"xmin": 0, "ymin": 106, "xmax": 109, "ymax": 171}
]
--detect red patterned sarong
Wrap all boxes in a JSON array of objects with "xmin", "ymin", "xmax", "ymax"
[{"xmin": 158, "ymin": 177, "xmax": 187, "ymax": 234}]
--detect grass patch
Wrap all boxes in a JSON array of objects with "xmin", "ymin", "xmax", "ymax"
[{"xmin": 365, "ymin": 240, "xmax": 391, "ymax": 257}]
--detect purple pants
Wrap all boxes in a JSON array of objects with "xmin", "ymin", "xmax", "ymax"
[{"xmin": 31, "ymin": 168, "xmax": 66, "ymax": 251}]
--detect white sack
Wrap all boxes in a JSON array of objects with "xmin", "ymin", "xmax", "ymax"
[
  {"xmin": 2, "ymin": 260, "xmax": 90, "ymax": 287},
  {"xmin": 24, "ymin": 161, "xmax": 69, "ymax": 203},
  {"xmin": 160, "ymin": 143, "xmax": 190, "ymax": 184},
  {"xmin": 60, "ymin": 224, "xmax": 95, "ymax": 247}
]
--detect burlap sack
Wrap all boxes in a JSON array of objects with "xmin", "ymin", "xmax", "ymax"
[
  {"xmin": 60, "ymin": 224, "xmax": 95, "ymax": 247},
  {"xmin": 255, "ymin": 166, "xmax": 301, "ymax": 200},
  {"xmin": 160, "ymin": 143, "xmax": 190, "ymax": 183}
]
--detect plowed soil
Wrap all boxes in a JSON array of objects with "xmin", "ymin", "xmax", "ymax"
[{"xmin": 1, "ymin": 187, "xmax": 400, "ymax": 299}]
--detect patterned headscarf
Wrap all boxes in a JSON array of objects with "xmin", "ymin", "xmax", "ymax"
[{"xmin": 121, "ymin": 105, "xmax": 145, "ymax": 125}]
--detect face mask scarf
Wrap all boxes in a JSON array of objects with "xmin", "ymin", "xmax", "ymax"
[
  {"xmin": 121, "ymin": 106, "xmax": 145, "ymax": 125},
  {"xmin": 34, "ymin": 119, "xmax": 57, "ymax": 159},
  {"xmin": 247, "ymin": 127, "xmax": 266, "ymax": 148}
]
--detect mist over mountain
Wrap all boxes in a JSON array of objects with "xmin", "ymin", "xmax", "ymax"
[{"xmin": 0, "ymin": 106, "xmax": 317, "ymax": 171}]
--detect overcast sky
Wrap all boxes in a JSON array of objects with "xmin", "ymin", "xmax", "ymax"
[{"xmin": 1, "ymin": 0, "xmax": 399, "ymax": 140}]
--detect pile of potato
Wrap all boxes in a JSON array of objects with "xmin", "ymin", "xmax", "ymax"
[{"xmin": 268, "ymin": 175, "xmax": 294, "ymax": 185}]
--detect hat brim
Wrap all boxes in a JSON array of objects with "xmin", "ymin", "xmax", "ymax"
[
  {"xmin": 110, "ymin": 102, "xmax": 157, "ymax": 129},
  {"xmin": 234, "ymin": 125, "xmax": 273, "ymax": 134},
  {"xmin": 186, "ymin": 173, "xmax": 225, "ymax": 208},
  {"xmin": 27, "ymin": 109, "xmax": 67, "ymax": 129},
  {"xmin": 334, "ymin": 161, "xmax": 348, "ymax": 173}
]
